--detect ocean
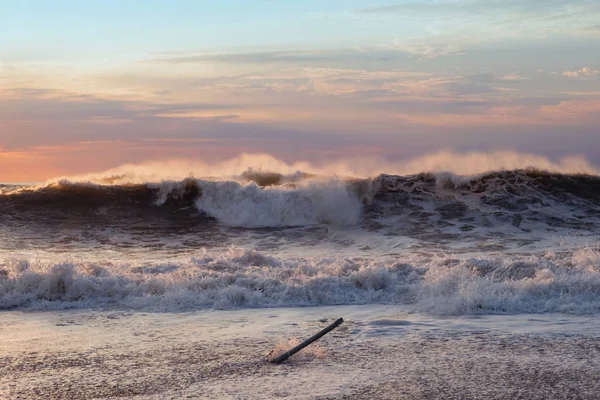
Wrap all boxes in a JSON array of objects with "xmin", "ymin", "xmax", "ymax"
[{"xmin": 1, "ymin": 166, "xmax": 600, "ymax": 398}]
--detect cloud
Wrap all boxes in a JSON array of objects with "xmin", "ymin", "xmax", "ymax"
[
  {"xmin": 441, "ymin": 73, "xmax": 524, "ymax": 95},
  {"xmin": 3, "ymin": 54, "xmax": 599, "ymax": 176},
  {"xmin": 375, "ymin": 98, "xmax": 494, "ymax": 115},
  {"xmin": 540, "ymin": 99, "xmax": 600, "ymax": 118},
  {"xmin": 1, "ymin": 88, "xmax": 238, "ymax": 123},
  {"xmin": 2, "ymin": 99, "xmax": 600, "ymax": 182},
  {"xmin": 376, "ymin": 40, "xmax": 465, "ymax": 59},
  {"xmin": 153, "ymin": 50, "xmax": 331, "ymax": 65},
  {"xmin": 560, "ymin": 91, "xmax": 600, "ymax": 97},
  {"xmin": 150, "ymin": 42, "xmax": 468, "ymax": 70},
  {"xmin": 562, "ymin": 67, "xmax": 600, "ymax": 77},
  {"xmin": 3, "ymin": 63, "xmax": 594, "ymax": 144},
  {"xmin": 150, "ymin": 45, "xmax": 468, "ymax": 68},
  {"xmin": 355, "ymin": 0, "xmax": 600, "ymax": 38},
  {"xmin": 357, "ymin": 0, "xmax": 594, "ymax": 17},
  {"xmin": 499, "ymin": 73, "xmax": 524, "ymax": 81},
  {"xmin": 150, "ymin": 49, "xmax": 411, "ymax": 66},
  {"xmin": 444, "ymin": 82, "xmax": 498, "ymax": 95},
  {"xmin": 0, "ymin": 89, "xmax": 251, "ymax": 151}
]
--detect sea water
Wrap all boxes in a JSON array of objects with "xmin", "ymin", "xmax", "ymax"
[{"xmin": 1, "ymin": 162, "xmax": 600, "ymax": 398}]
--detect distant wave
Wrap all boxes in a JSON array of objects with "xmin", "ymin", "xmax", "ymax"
[
  {"xmin": 377, "ymin": 169, "xmax": 600, "ymax": 202},
  {"xmin": 2, "ymin": 169, "xmax": 599, "ymax": 230},
  {"xmin": 1, "ymin": 247, "xmax": 600, "ymax": 314}
]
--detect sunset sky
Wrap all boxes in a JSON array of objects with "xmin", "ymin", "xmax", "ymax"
[{"xmin": 1, "ymin": 0, "xmax": 600, "ymax": 182}]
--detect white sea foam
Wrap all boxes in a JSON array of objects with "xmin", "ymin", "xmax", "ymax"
[
  {"xmin": 47, "ymin": 151, "xmax": 600, "ymax": 185},
  {"xmin": 1, "ymin": 247, "xmax": 599, "ymax": 314},
  {"xmin": 195, "ymin": 178, "xmax": 362, "ymax": 227}
]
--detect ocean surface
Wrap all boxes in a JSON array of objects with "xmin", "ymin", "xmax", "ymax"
[
  {"xmin": 1, "ymin": 168, "xmax": 599, "ymax": 314},
  {"xmin": 2, "ymin": 165, "xmax": 600, "ymax": 399}
]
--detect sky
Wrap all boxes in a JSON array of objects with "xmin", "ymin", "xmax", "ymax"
[{"xmin": 1, "ymin": 0, "xmax": 600, "ymax": 182}]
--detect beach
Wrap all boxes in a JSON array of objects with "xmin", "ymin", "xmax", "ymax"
[{"xmin": 2, "ymin": 305, "xmax": 600, "ymax": 399}]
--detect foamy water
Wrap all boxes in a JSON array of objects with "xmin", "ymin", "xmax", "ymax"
[
  {"xmin": 2, "ymin": 247, "xmax": 599, "ymax": 314},
  {"xmin": 2, "ymin": 305, "xmax": 599, "ymax": 399},
  {"xmin": 3, "ymin": 153, "xmax": 600, "ymax": 398},
  {"xmin": 1, "ymin": 153, "xmax": 600, "ymax": 315},
  {"xmin": 195, "ymin": 178, "xmax": 362, "ymax": 227}
]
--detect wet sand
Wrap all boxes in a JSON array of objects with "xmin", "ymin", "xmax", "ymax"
[{"xmin": 2, "ymin": 306, "xmax": 599, "ymax": 399}]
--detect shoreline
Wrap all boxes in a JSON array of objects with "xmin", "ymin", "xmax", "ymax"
[{"xmin": 2, "ymin": 305, "xmax": 600, "ymax": 399}]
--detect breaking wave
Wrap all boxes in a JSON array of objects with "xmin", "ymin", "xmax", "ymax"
[
  {"xmin": 48, "ymin": 151, "xmax": 600, "ymax": 184},
  {"xmin": 1, "ymin": 247, "xmax": 600, "ymax": 314},
  {"xmin": 2, "ymin": 168, "xmax": 599, "ymax": 229},
  {"xmin": 196, "ymin": 178, "xmax": 362, "ymax": 227},
  {"xmin": 3, "ymin": 152, "xmax": 599, "ymax": 315}
]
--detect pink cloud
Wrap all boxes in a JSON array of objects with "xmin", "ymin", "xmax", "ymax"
[{"xmin": 562, "ymin": 67, "xmax": 599, "ymax": 77}]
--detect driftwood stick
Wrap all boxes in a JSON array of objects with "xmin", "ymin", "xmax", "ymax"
[{"xmin": 270, "ymin": 317, "xmax": 344, "ymax": 364}]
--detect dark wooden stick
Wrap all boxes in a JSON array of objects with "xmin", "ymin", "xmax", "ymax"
[{"xmin": 270, "ymin": 317, "xmax": 344, "ymax": 364}]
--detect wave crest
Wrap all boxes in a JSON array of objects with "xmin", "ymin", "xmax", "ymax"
[
  {"xmin": 2, "ymin": 167, "xmax": 600, "ymax": 229},
  {"xmin": 196, "ymin": 178, "xmax": 362, "ymax": 227},
  {"xmin": 46, "ymin": 151, "xmax": 599, "ymax": 185}
]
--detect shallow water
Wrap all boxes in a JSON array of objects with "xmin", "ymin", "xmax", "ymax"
[{"xmin": 2, "ymin": 305, "xmax": 599, "ymax": 399}]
